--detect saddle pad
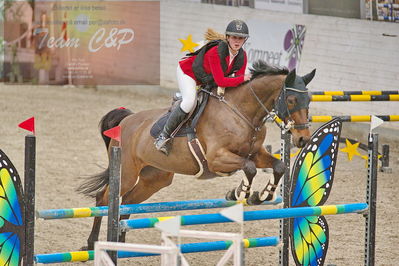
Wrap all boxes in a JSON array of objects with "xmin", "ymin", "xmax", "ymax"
[
  {"xmin": 150, "ymin": 91, "xmax": 210, "ymax": 139},
  {"xmin": 150, "ymin": 111, "xmax": 194, "ymax": 138}
]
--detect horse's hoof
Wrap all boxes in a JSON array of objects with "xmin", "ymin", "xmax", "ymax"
[
  {"xmin": 246, "ymin": 191, "xmax": 263, "ymax": 205},
  {"xmin": 80, "ymin": 244, "xmax": 95, "ymax": 251},
  {"xmin": 225, "ymin": 188, "xmax": 237, "ymax": 201}
]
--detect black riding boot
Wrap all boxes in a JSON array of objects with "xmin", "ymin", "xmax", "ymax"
[{"xmin": 155, "ymin": 106, "xmax": 188, "ymax": 155}]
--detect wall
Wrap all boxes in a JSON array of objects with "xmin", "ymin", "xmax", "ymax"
[{"xmin": 159, "ymin": 0, "xmax": 399, "ymax": 131}]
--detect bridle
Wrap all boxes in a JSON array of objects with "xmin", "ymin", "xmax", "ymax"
[
  {"xmin": 272, "ymin": 84, "xmax": 311, "ymax": 130},
  {"xmin": 201, "ymin": 81, "xmax": 310, "ymax": 132},
  {"xmin": 249, "ymin": 81, "xmax": 310, "ymax": 132},
  {"xmin": 200, "ymin": 81, "xmax": 310, "ymax": 158}
]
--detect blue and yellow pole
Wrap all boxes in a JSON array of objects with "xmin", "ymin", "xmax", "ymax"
[
  {"xmin": 34, "ymin": 236, "xmax": 279, "ymax": 263},
  {"xmin": 120, "ymin": 203, "xmax": 368, "ymax": 230},
  {"xmin": 37, "ymin": 197, "xmax": 282, "ymax": 219}
]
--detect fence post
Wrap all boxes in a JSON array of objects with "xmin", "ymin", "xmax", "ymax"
[
  {"xmin": 380, "ymin": 144, "xmax": 392, "ymax": 173},
  {"xmin": 23, "ymin": 135, "xmax": 36, "ymax": 266},
  {"xmin": 107, "ymin": 146, "xmax": 121, "ymax": 265},
  {"xmin": 279, "ymin": 130, "xmax": 290, "ymax": 266},
  {"xmin": 365, "ymin": 133, "xmax": 377, "ymax": 266}
]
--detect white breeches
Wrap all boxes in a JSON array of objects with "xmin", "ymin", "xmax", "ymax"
[{"xmin": 176, "ymin": 64, "xmax": 197, "ymax": 113}]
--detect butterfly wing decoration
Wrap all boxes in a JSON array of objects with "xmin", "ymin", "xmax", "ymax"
[
  {"xmin": 289, "ymin": 118, "xmax": 342, "ymax": 266},
  {"xmin": 0, "ymin": 149, "xmax": 25, "ymax": 266}
]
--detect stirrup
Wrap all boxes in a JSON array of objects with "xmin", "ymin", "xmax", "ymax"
[{"xmin": 155, "ymin": 135, "xmax": 171, "ymax": 155}]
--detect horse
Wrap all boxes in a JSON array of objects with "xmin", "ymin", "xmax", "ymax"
[{"xmin": 78, "ymin": 60, "xmax": 316, "ymax": 250}]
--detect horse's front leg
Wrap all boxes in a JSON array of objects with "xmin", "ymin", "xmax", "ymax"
[
  {"xmin": 225, "ymin": 160, "xmax": 257, "ymax": 201},
  {"xmin": 247, "ymin": 147, "xmax": 285, "ymax": 205},
  {"xmin": 207, "ymin": 148, "xmax": 257, "ymax": 201}
]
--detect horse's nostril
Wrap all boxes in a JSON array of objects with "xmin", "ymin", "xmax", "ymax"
[{"xmin": 298, "ymin": 137, "xmax": 305, "ymax": 148}]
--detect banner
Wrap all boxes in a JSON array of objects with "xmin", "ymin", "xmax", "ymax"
[
  {"xmin": 244, "ymin": 20, "xmax": 306, "ymax": 71},
  {"xmin": 4, "ymin": 1, "xmax": 160, "ymax": 85},
  {"xmin": 254, "ymin": 0, "xmax": 303, "ymax": 13}
]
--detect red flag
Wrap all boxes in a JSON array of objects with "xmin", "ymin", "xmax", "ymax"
[
  {"xmin": 118, "ymin": 107, "xmax": 126, "ymax": 110},
  {"xmin": 18, "ymin": 117, "xmax": 35, "ymax": 134},
  {"xmin": 103, "ymin": 126, "xmax": 121, "ymax": 142}
]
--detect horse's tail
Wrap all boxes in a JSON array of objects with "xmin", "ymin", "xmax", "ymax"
[
  {"xmin": 99, "ymin": 108, "xmax": 133, "ymax": 149},
  {"xmin": 77, "ymin": 108, "xmax": 133, "ymax": 198}
]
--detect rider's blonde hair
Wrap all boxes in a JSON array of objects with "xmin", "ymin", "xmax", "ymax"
[{"xmin": 204, "ymin": 28, "xmax": 225, "ymax": 41}]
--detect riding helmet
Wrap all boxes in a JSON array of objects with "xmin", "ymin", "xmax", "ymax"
[{"xmin": 225, "ymin": 19, "xmax": 249, "ymax": 38}]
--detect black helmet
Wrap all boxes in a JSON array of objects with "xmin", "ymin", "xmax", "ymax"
[{"xmin": 225, "ymin": 19, "xmax": 249, "ymax": 38}]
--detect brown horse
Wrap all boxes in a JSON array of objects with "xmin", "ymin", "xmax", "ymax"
[{"xmin": 78, "ymin": 61, "xmax": 315, "ymax": 250}]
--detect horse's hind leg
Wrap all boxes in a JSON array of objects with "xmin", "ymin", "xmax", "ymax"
[
  {"xmin": 118, "ymin": 166, "xmax": 174, "ymax": 242},
  {"xmin": 247, "ymin": 147, "xmax": 285, "ymax": 205},
  {"xmin": 84, "ymin": 160, "xmax": 141, "ymax": 250},
  {"xmin": 84, "ymin": 189, "xmax": 108, "ymax": 250}
]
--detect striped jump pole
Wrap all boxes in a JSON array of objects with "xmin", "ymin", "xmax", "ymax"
[
  {"xmin": 311, "ymin": 90, "xmax": 399, "ymax": 96},
  {"xmin": 120, "ymin": 203, "xmax": 368, "ymax": 230},
  {"xmin": 310, "ymin": 94, "xmax": 399, "ymax": 102},
  {"xmin": 309, "ymin": 115, "xmax": 399, "ymax": 123},
  {"xmin": 34, "ymin": 236, "xmax": 279, "ymax": 264},
  {"xmin": 37, "ymin": 196, "xmax": 283, "ymax": 220}
]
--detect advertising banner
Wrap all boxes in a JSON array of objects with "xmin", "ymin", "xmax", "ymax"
[
  {"xmin": 4, "ymin": 1, "xmax": 160, "ymax": 85},
  {"xmin": 254, "ymin": 0, "xmax": 303, "ymax": 13},
  {"xmin": 245, "ymin": 19, "xmax": 306, "ymax": 71}
]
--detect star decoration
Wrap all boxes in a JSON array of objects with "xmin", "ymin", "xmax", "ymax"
[
  {"xmin": 272, "ymin": 149, "xmax": 300, "ymax": 160},
  {"xmin": 290, "ymin": 149, "xmax": 300, "ymax": 158},
  {"xmin": 361, "ymin": 154, "xmax": 382, "ymax": 168},
  {"xmin": 179, "ymin": 34, "xmax": 199, "ymax": 53},
  {"xmin": 340, "ymin": 139, "xmax": 361, "ymax": 161}
]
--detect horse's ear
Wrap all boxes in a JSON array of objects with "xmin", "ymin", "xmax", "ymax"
[
  {"xmin": 303, "ymin": 69, "xmax": 316, "ymax": 86},
  {"xmin": 285, "ymin": 69, "xmax": 296, "ymax": 87}
]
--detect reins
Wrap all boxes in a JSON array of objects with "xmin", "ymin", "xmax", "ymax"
[{"xmin": 200, "ymin": 89, "xmax": 260, "ymax": 131}]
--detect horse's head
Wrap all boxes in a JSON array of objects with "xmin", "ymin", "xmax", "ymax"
[{"xmin": 275, "ymin": 68, "xmax": 316, "ymax": 148}]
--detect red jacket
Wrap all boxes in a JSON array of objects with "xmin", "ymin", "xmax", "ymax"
[{"xmin": 179, "ymin": 46, "xmax": 247, "ymax": 87}]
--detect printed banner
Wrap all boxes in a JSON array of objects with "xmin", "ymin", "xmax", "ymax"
[
  {"xmin": 244, "ymin": 19, "xmax": 306, "ymax": 71},
  {"xmin": 4, "ymin": 1, "xmax": 160, "ymax": 85},
  {"xmin": 254, "ymin": 0, "xmax": 303, "ymax": 13}
]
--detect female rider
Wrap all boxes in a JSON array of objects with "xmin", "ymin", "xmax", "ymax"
[{"xmin": 155, "ymin": 19, "xmax": 252, "ymax": 154}]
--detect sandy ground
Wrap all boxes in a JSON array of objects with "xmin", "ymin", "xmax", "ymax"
[{"xmin": 0, "ymin": 85, "xmax": 398, "ymax": 265}]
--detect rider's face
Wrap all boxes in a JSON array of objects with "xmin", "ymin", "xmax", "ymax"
[{"xmin": 227, "ymin": 35, "xmax": 246, "ymax": 52}]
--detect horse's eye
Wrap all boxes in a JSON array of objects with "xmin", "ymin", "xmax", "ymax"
[{"xmin": 287, "ymin": 97, "xmax": 296, "ymax": 106}]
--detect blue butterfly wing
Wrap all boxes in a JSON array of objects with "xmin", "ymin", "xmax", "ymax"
[
  {"xmin": 291, "ymin": 216, "xmax": 329, "ymax": 266},
  {"xmin": 291, "ymin": 119, "xmax": 342, "ymax": 207},
  {"xmin": 0, "ymin": 232, "xmax": 21, "ymax": 266},
  {"xmin": 289, "ymin": 118, "xmax": 342, "ymax": 266},
  {"xmin": 0, "ymin": 149, "xmax": 25, "ymax": 266}
]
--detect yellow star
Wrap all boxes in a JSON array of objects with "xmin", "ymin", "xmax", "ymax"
[
  {"xmin": 179, "ymin": 34, "xmax": 199, "ymax": 53},
  {"xmin": 340, "ymin": 139, "xmax": 361, "ymax": 161},
  {"xmin": 290, "ymin": 149, "xmax": 300, "ymax": 158},
  {"xmin": 361, "ymin": 155, "xmax": 368, "ymax": 168},
  {"xmin": 361, "ymin": 154, "xmax": 382, "ymax": 168},
  {"xmin": 273, "ymin": 153, "xmax": 281, "ymax": 159},
  {"xmin": 272, "ymin": 149, "xmax": 299, "ymax": 160}
]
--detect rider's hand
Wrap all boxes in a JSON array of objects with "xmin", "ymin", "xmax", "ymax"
[{"xmin": 244, "ymin": 74, "xmax": 252, "ymax": 81}]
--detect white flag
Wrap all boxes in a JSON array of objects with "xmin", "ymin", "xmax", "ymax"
[
  {"xmin": 220, "ymin": 204, "xmax": 243, "ymax": 224},
  {"xmin": 155, "ymin": 216, "xmax": 181, "ymax": 236},
  {"xmin": 370, "ymin": 115, "xmax": 384, "ymax": 132}
]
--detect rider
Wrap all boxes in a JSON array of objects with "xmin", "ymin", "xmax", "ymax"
[{"xmin": 155, "ymin": 19, "xmax": 252, "ymax": 154}]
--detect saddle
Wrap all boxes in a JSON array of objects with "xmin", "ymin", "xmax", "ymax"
[{"xmin": 150, "ymin": 90, "xmax": 216, "ymax": 179}]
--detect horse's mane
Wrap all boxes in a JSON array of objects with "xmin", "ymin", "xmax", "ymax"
[{"xmin": 249, "ymin": 60, "xmax": 289, "ymax": 80}]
